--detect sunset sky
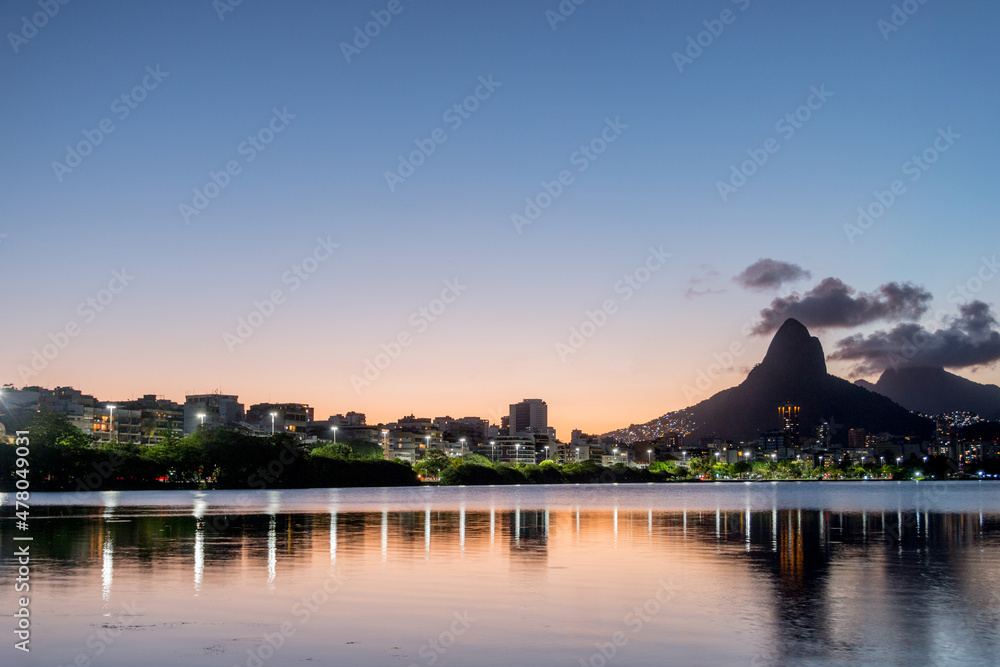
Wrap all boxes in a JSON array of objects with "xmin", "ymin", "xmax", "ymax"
[{"xmin": 2, "ymin": 0, "xmax": 999, "ymax": 438}]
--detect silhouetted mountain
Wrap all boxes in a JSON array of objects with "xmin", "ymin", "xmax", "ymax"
[
  {"xmin": 854, "ymin": 379, "xmax": 878, "ymax": 392},
  {"xmin": 609, "ymin": 319, "xmax": 933, "ymax": 444},
  {"xmin": 865, "ymin": 367, "xmax": 1000, "ymax": 419}
]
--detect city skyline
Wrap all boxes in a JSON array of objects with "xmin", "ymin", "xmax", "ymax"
[{"xmin": 3, "ymin": 1, "xmax": 999, "ymax": 442}]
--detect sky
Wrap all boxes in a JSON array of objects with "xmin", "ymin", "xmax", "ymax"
[{"xmin": 2, "ymin": 0, "xmax": 999, "ymax": 439}]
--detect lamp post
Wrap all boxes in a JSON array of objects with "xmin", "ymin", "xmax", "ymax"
[
  {"xmin": 425, "ymin": 435, "xmax": 431, "ymax": 451},
  {"xmin": 197, "ymin": 413, "xmax": 206, "ymax": 428},
  {"xmin": 490, "ymin": 441, "xmax": 496, "ymax": 462},
  {"xmin": 648, "ymin": 449, "xmax": 653, "ymax": 465},
  {"xmin": 515, "ymin": 443, "xmax": 520, "ymax": 464},
  {"xmin": 270, "ymin": 412, "xmax": 277, "ymax": 435},
  {"xmin": 460, "ymin": 438, "xmax": 466, "ymax": 455},
  {"xmin": 107, "ymin": 405, "xmax": 116, "ymax": 443},
  {"xmin": 332, "ymin": 426, "xmax": 339, "ymax": 444},
  {"xmin": 544, "ymin": 445, "xmax": 549, "ymax": 461},
  {"xmin": 576, "ymin": 447, "xmax": 581, "ymax": 463}
]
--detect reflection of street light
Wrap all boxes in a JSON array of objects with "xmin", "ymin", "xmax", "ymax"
[{"xmin": 270, "ymin": 412, "xmax": 277, "ymax": 435}]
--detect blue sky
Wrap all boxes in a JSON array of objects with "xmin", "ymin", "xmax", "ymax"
[{"xmin": 2, "ymin": 0, "xmax": 998, "ymax": 437}]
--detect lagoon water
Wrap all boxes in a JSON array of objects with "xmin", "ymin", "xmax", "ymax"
[{"xmin": 3, "ymin": 482, "xmax": 1000, "ymax": 666}]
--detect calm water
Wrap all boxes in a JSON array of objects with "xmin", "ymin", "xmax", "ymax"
[{"xmin": 3, "ymin": 482, "xmax": 1000, "ymax": 666}]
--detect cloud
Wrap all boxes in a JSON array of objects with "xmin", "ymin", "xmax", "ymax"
[
  {"xmin": 828, "ymin": 300, "xmax": 1000, "ymax": 376},
  {"xmin": 734, "ymin": 259, "xmax": 811, "ymax": 291},
  {"xmin": 751, "ymin": 278, "xmax": 932, "ymax": 335}
]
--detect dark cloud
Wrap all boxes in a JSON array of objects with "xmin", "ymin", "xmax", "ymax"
[
  {"xmin": 828, "ymin": 301, "xmax": 1000, "ymax": 376},
  {"xmin": 751, "ymin": 278, "xmax": 932, "ymax": 335},
  {"xmin": 734, "ymin": 259, "xmax": 811, "ymax": 291}
]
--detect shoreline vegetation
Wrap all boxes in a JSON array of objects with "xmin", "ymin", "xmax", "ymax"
[{"xmin": 2, "ymin": 413, "xmax": 993, "ymax": 493}]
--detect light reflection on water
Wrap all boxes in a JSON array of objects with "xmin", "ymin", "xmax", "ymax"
[{"xmin": 2, "ymin": 482, "xmax": 1000, "ymax": 666}]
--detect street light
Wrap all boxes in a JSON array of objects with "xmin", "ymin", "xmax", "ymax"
[
  {"xmin": 576, "ymin": 447, "xmax": 581, "ymax": 462},
  {"xmin": 425, "ymin": 435, "xmax": 431, "ymax": 451},
  {"xmin": 515, "ymin": 443, "xmax": 520, "ymax": 463},
  {"xmin": 648, "ymin": 448, "xmax": 653, "ymax": 465},
  {"xmin": 544, "ymin": 445, "xmax": 550, "ymax": 460},
  {"xmin": 490, "ymin": 441, "xmax": 496, "ymax": 462},
  {"xmin": 197, "ymin": 413, "xmax": 206, "ymax": 427},
  {"xmin": 106, "ymin": 405, "xmax": 116, "ymax": 443},
  {"xmin": 460, "ymin": 438, "xmax": 466, "ymax": 454},
  {"xmin": 270, "ymin": 412, "xmax": 277, "ymax": 435}
]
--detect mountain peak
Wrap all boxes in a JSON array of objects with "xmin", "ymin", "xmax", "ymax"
[{"xmin": 760, "ymin": 318, "xmax": 827, "ymax": 377}]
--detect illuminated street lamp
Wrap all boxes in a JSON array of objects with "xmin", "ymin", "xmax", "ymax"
[
  {"xmin": 648, "ymin": 449, "xmax": 653, "ymax": 465},
  {"xmin": 197, "ymin": 413, "xmax": 206, "ymax": 427},
  {"xmin": 425, "ymin": 435, "xmax": 431, "ymax": 451},
  {"xmin": 460, "ymin": 438, "xmax": 467, "ymax": 454},
  {"xmin": 270, "ymin": 412, "xmax": 277, "ymax": 435},
  {"xmin": 106, "ymin": 405, "xmax": 116, "ymax": 443},
  {"xmin": 576, "ymin": 447, "xmax": 581, "ymax": 462},
  {"xmin": 544, "ymin": 445, "xmax": 550, "ymax": 460},
  {"xmin": 490, "ymin": 441, "xmax": 496, "ymax": 462}
]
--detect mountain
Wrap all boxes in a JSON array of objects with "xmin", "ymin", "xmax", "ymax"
[
  {"xmin": 863, "ymin": 367, "xmax": 1000, "ymax": 419},
  {"xmin": 607, "ymin": 319, "xmax": 933, "ymax": 444}
]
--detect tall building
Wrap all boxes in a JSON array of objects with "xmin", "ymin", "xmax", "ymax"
[
  {"xmin": 183, "ymin": 394, "xmax": 244, "ymax": 434},
  {"xmin": 778, "ymin": 403, "xmax": 800, "ymax": 447},
  {"xmin": 509, "ymin": 398, "xmax": 547, "ymax": 435}
]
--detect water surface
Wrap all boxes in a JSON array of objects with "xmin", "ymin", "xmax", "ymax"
[{"xmin": 3, "ymin": 482, "xmax": 1000, "ymax": 666}]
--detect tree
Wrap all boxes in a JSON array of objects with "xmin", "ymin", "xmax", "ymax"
[
  {"xmin": 689, "ymin": 456, "xmax": 714, "ymax": 479},
  {"xmin": 414, "ymin": 449, "xmax": 450, "ymax": 478}
]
